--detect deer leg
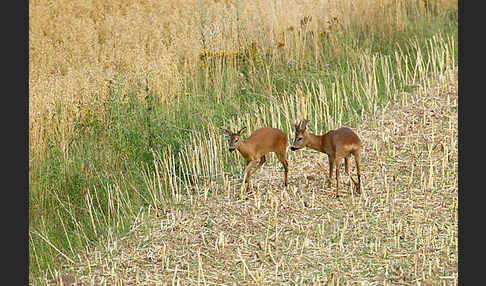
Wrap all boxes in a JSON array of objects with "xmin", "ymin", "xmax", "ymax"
[
  {"xmin": 276, "ymin": 152, "xmax": 288, "ymax": 187},
  {"xmin": 353, "ymin": 150, "xmax": 362, "ymax": 194},
  {"xmin": 249, "ymin": 155, "xmax": 266, "ymax": 177},
  {"xmin": 242, "ymin": 159, "xmax": 258, "ymax": 191},
  {"xmin": 243, "ymin": 160, "xmax": 258, "ymax": 183},
  {"xmin": 334, "ymin": 156, "xmax": 344, "ymax": 198},
  {"xmin": 328, "ymin": 154, "xmax": 335, "ymax": 188},
  {"xmin": 345, "ymin": 154, "xmax": 359, "ymax": 188}
]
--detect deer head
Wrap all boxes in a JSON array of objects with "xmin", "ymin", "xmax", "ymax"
[{"xmin": 222, "ymin": 127, "xmax": 247, "ymax": 152}]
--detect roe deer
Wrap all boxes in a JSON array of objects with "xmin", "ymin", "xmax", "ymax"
[
  {"xmin": 222, "ymin": 127, "xmax": 289, "ymax": 192},
  {"xmin": 290, "ymin": 120, "xmax": 362, "ymax": 197}
]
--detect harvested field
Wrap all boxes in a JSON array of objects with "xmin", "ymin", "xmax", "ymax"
[{"xmin": 45, "ymin": 69, "xmax": 458, "ymax": 285}]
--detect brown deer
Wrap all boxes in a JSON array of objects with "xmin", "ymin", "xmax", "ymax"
[
  {"xmin": 290, "ymin": 120, "xmax": 362, "ymax": 197},
  {"xmin": 222, "ymin": 127, "xmax": 289, "ymax": 192}
]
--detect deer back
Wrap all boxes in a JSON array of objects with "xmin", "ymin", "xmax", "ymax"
[{"xmin": 244, "ymin": 127, "xmax": 288, "ymax": 155}]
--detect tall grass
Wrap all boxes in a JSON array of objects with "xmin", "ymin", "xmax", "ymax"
[
  {"xmin": 29, "ymin": 0, "xmax": 457, "ymax": 160},
  {"xmin": 29, "ymin": 0, "xmax": 457, "ymax": 282}
]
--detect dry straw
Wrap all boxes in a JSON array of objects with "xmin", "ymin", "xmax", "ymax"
[{"xmin": 29, "ymin": 0, "xmax": 457, "ymax": 160}]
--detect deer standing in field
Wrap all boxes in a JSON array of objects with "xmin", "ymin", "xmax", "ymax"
[
  {"xmin": 222, "ymin": 127, "xmax": 289, "ymax": 192},
  {"xmin": 290, "ymin": 120, "xmax": 362, "ymax": 197}
]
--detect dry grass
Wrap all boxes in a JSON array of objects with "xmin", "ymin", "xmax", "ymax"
[
  {"xmin": 29, "ymin": 0, "xmax": 457, "ymax": 160},
  {"xmin": 42, "ymin": 65, "xmax": 457, "ymax": 285}
]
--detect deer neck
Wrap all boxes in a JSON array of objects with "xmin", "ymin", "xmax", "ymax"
[
  {"xmin": 306, "ymin": 132, "xmax": 332, "ymax": 154},
  {"xmin": 236, "ymin": 140, "xmax": 253, "ymax": 161},
  {"xmin": 305, "ymin": 133, "xmax": 324, "ymax": 152}
]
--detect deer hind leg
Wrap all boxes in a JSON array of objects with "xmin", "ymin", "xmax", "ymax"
[
  {"xmin": 327, "ymin": 154, "xmax": 335, "ymax": 188},
  {"xmin": 352, "ymin": 150, "xmax": 361, "ymax": 194},
  {"xmin": 345, "ymin": 154, "xmax": 359, "ymax": 189},
  {"xmin": 276, "ymin": 152, "xmax": 288, "ymax": 187},
  {"xmin": 334, "ymin": 155, "xmax": 344, "ymax": 198}
]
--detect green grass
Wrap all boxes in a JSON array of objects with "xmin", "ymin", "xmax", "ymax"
[{"xmin": 29, "ymin": 7, "xmax": 457, "ymax": 282}]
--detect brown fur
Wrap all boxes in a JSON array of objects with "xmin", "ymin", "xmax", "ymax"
[
  {"xmin": 222, "ymin": 127, "xmax": 289, "ymax": 190},
  {"xmin": 290, "ymin": 120, "xmax": 362, "ymax": 197}
]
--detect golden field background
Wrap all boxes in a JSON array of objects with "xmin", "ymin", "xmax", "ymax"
[{"xmin": 29, "ymin": 0, "xmax": 456, "ymax": 161}]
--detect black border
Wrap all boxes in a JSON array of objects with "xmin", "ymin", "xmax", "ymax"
[
  {"xmin": 457, "ymin": 0, "xmax": 467, "ymax": 285},
  {"xmin": 19, "ymin": 0, "xmax": 29, "ymax": 284}
]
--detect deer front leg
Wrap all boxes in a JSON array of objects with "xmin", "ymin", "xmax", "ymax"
[
  {"xmin": 249, "ymin": 155, "xmax": 266, "ymax": 177},
  {"xmin": 241, "ymin": 159, "xmax": 258, "ymax": 193},
  {"xmin": 276, "ymin": 152, "xmax": 288, "ymax": 187},
  {"xmin": 334, "ymin": 156, "xmax": 344, "ymax": 198},
  {"xmin": 328, "ymin": 154, "xmax": 335, "ymax": 189}
]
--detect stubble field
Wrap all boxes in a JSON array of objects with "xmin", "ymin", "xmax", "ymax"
[{"xmin": 49, "ymin": 67, "xmax": 457, "ymax": 285}]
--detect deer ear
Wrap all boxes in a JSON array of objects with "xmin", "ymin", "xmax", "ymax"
[
  {"xmin": 294, "ymin": 121, "xmax": 300, "ymax": 131},
  {"xmin": 237, "ymin": 127, "xmax": 247, "ymax": 135},
  {"xmin": 221, "ymin": 128, "xmax": 232, "ymax": 136}
]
